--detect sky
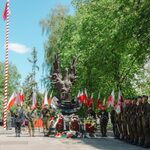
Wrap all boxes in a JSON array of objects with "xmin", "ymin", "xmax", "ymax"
[{"xmin": 0, "ymin": 0, "xmax": 74, "ymax": 92}]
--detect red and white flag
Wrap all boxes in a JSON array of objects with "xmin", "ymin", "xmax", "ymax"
[
  {"xmin": 77, "ymin": 90, "xmax": 80, "ymax": 99},
  {"xmin": 32, "ymin": 92, "xmax": 38, "ymax": 109},
  {"xmin": 100, "ymin": 97, "xmax": 106, "ymax": 110},
  {"xmin": 118, "ymin": 89, "xmax": 124, "ymax": 105},
  {"xmin": 19, "ymin": 89, "xmax": 24, "ymax": 104},
  {"xmin": 83, "ymin": 89, "xmax": 89, "ymax": 106},
  {"xmin": 96, "ymin": 92, "xmax": 101, "ymax": 108},
  {"xmin": 48, "ymin": 91, "xmax": 53, "ymax": 106},
  {"xmin": 108, "ymin": 89, "xmax": 115, "ymax": 107},
  {"xmin": 44, "ymin": 91, "xmax": 48, "ymax": 106},
  {"xmin": 115, "ymin": 89, "xmax": 124, "ymax": 113},
  {"xmin": 3, "ymin": 0, "xmax": 10, "ymax": 21},
  {"xmin": 79, "ymin": 90, "xmax": 84, "ymax": 103},
  {"xmin": 83, "ymin": 89, "xmax": 88, "ymax": 102},
  {"xmin": 15, "ymin": 92, "xmax": 21, "ymax": 105},
  {"xmin": 7, "ymin": 92, "xmax": 17, "ymax": 110},
  {"xmin": 88, "ymin": 93, "xmax": 94, "ymax": 107}
]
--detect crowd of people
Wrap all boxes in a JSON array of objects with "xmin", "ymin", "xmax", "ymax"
[
  {"xmin": 111, "ymin": 95, "xmax": 150, "ymax": 148},
  {"xmin": 6, "ymin": 95, "xmax": 150, "ymax": 148}
]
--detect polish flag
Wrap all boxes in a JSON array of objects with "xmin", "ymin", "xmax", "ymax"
[
  {"xmin": 79, "ymin": 91, "xmax": 84, "ymax": 103},
  {"xmin": 15, "ymin": 92, "xmax": 21, "ymax": 105},
  {"xmin": 7, "ymin": 92, "xmax": 17, "ymax": 110},
  {"xmin": 3, "ymin": 0, "xmax": 10, "ymax": 21},
  {"xmin": 108, "ymin": 89, "xmax": 115, "ymax": 107},
  {"xmin": 77, "ymin": 90, "xmax": 80, "ymax": 99},
  {"xmin": 43, "ymin": 91, "xmax": 48, "ymax": 105},
  {"xmin": 118, "ymin": 89, "xmax": 124, "ymax": 103},
  {"xmin": 88, "ymin": 93, "xmax": 94, "ymax": 107},
  {"xmin": 100, "ymin": 97, "xmax": 106, "ymax": 110},
  {"xmin": 19, "ymin": 90, "xmax": 24, "ymax": 103},
  {"xmin": 118, "ymin": 89, "xmax": 124, "ymax": 111},
  {"xmin": 83, "ymin": 89, "xmax": 88, "ymax": 102},
  {"xmin": 96, "ymin": 93, "xmax": 101, "ymax": 108},
  {"xmin": 48, "ymin": 91, "xmax": 53, "ymax": 106},
  {"xmin": 32, "ymin": 92, "xmax": 38, "ymax": 109}
]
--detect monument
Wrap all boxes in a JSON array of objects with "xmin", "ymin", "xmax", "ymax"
[{"xmin": 51, "ymin": 53, "xmax": 80, "ymax": 114}]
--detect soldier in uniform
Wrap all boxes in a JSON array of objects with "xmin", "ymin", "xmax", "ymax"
[
  {"xmin": 142, "ymin": 95, "xmax": 150, "ymax": 147},
  {"xmin": 126, "ymin": 99, "xmax": 132, "ymax": 142},
  {"xmin": 41, "ymin": 105, "xmax": 50, "ymax": 136},
  {"xmin": 122, "ymin": 99, "xmax": 129, "ymax": 141},
  {"xmin": 25, "ymin": 106, "xmax": 37, "ymax": 137},
  {"xmin": 130, "ymin": 98, "xmax": 138, "ymax": 145},
  {"xmin": 136, "ymin": 96, "xmax": 144, "ymax": 146},
  {"xmin": 110, "ymin": 102, "xmax": 120, "ymax": 139},
  {"xmin": 14, "ymin": 105, "xmax": 24, "ymax": 137},
  {"xmin": 98, "ymin": 108, "xmax": 109, "ymax": 137},
  {"xmin": 117, "ymin": 110, "xmax": 124, "ymax": 140},
  {"xmin": 128, "ymin": 98, "xmax": 136, "ymax": 144}
]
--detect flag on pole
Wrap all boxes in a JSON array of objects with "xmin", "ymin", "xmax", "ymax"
[
  {"xmin": 83, "ymin": 89, "xmax": 89, "ymax": 106},
  {"xmin": 88, "ymin": 93, "xmax": 94, "ymax": 107},
  {"xmin": 51, "ymin": 96, "xmax": 58, "ymax": 109},
  {"xmin": 118, "ymin": 89, "xmax": 124, "ymax": 111},
  {"xmin": 48, "ymin": 91, "xmax": 53, "ymax": 106},
  {"xmin": 96, "ymin": 92, "xmax": 101, "ymax": 108},
  {"xmin": 15, "ymin": 92, "xmax": 21, "ymax": 105},
  {"xmin": 100, "ymin": 97, "xmax": 106, "ymax": 110},
  {"xmin": 79, "ymin": 90, "xmax": 84, "ymax": 103},
  {"xmin": 83, "ymin": 88, "xmax": 88, "ymax": 102},
  {"xmin": 3, "ymin": 0, "xmax": 10, "ymax": 130},
  {"xmin": 7, "ymin": 92, "xmax": 16, "ymax": 110},
  {"xmin": 77, "ymin": 90, "xmax": 80, "ymax": 99},
  {"xmin": 3, "ymin": 0, "xmax": 10, "ymax": 21},
  {"xmin": 115, "ymin": 89, "xmax": 124, "ymax": 113},
  {"xmin": 44, "ymin": 91, "xmax": 48, "ymax": 105},
  {"xmin": 108, "ymin": 89, "xmax": 115, "ymax": 107},
  {"xmin": 118, "ymin": 89, "xmax": 124, "ymax": 103},
  {"xmin": 32, "ymin": 92, "xmax": 38, "ymax": 109},
  {"xmin": 19, "ymin": 89, "xmax": 24, "ymax": 103}
]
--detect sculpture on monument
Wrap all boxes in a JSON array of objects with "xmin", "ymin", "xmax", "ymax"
[{"xmin": 51, "ymin": 53, "xmax": 80, "ymax": 114}]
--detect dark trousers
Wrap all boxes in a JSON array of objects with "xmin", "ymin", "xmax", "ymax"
[{"xmin": 15, "ymin": 122, "xmax": 21, "ymax": 137}]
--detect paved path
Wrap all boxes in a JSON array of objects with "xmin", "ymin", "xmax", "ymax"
[{"xmin": 0, "ymin": 127, "xmax": 146, "ymax": 150}]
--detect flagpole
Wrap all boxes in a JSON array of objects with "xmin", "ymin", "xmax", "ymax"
[{"xmin": 3, "ymin": 0, "xmax": 10, "ymax": 130}]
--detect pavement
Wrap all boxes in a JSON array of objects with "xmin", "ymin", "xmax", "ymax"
[{"xmin": 0, "ymin": 127, "xmax": 147, "ymax": 150}]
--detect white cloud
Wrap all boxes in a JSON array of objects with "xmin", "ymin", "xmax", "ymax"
[{"xmin": 9, "ymin": 43, "xmax": 31, "ymax": 54}]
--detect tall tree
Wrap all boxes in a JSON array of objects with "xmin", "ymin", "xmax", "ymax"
[
  {"xmin": 41, "ymin": 0, "xmax": 150, "ymax": 100},
  {"xmin": 0, "ymin": 62, "xmax": 21, "ymax": 118},
  {"xmin": 23, "ymin": 48, "xmax": 39, "ymax": 106}
]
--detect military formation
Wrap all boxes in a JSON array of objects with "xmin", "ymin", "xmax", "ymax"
[
  {"xmin": 111, "ymin": 95, "xmax": 150, "ymax": 148},
  {"xmin": 6, "ymin": 94, "xmax": 150, "ymax": 148}
]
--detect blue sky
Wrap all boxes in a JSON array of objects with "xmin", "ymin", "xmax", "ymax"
[{"xmin": 0, "ymin": 0, "xmax": 74, "ymax": 92}]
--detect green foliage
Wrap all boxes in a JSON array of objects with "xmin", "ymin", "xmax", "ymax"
[
  {"xmin": 22, "ymin": 48, "xmax": 40, "ymax": 106},
  {"xmin": 41, "ymin": 0, "xmax": 150, "ymax": 104},
  {"xmin": 0, "ymin": 62, "xmax": 21, "ymax": 118}
]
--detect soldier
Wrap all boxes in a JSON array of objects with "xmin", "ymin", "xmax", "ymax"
[
  {"xmin": 14, "ymin": 105, "xmax": 24, "ymax": 137},
  {"xmin": 110, "ymin": 102, "xmax": 120, "ymax": 139},
  {"xmin": 142, "ymin": 95, "xmax": 150, "ymax": 148},
  {"xmin": 126, "ymin": 99, "xmax": 132, "ymax": 142},
  {"xmin": 122, "ymin": 99, "xmax": 129, "ymax": 141},
  {"xmin": 98, "ymin": 108, "xmax": 109, "ymax": 137},
  {"xmin": 41, "ymin": 105, "xmax": 50, "ymax": 136},
  {"xmin": 25, "ymin": 106, "xmax": 37, "ymax": 137},
  {"xmin": 136, "ymin": 96, "xmax": 144, "ymax": 146},
  {"xmin": 128, "ymin": 98, "xmax": 136, "ymax": 144},
  {"xmin": 130, "ymin": 97, "xmax": 138, "ymax": 145}
]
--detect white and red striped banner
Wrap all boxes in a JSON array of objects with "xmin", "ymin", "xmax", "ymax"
[{"xmin": 3, "ymin": 0, "xmax": 10, "ymax": 130}]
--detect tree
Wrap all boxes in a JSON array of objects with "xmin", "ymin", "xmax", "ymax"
[
  {"xmin": 22, "ymin": 48, "xmax": 39, "ymax": 106},
  {"xmin": 0, "ymin": 62, "xmax": 21, "ymax": 118},
  {"xmin": 41, "ymin": 0, "xmax": 150, "ymax": 103}
]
